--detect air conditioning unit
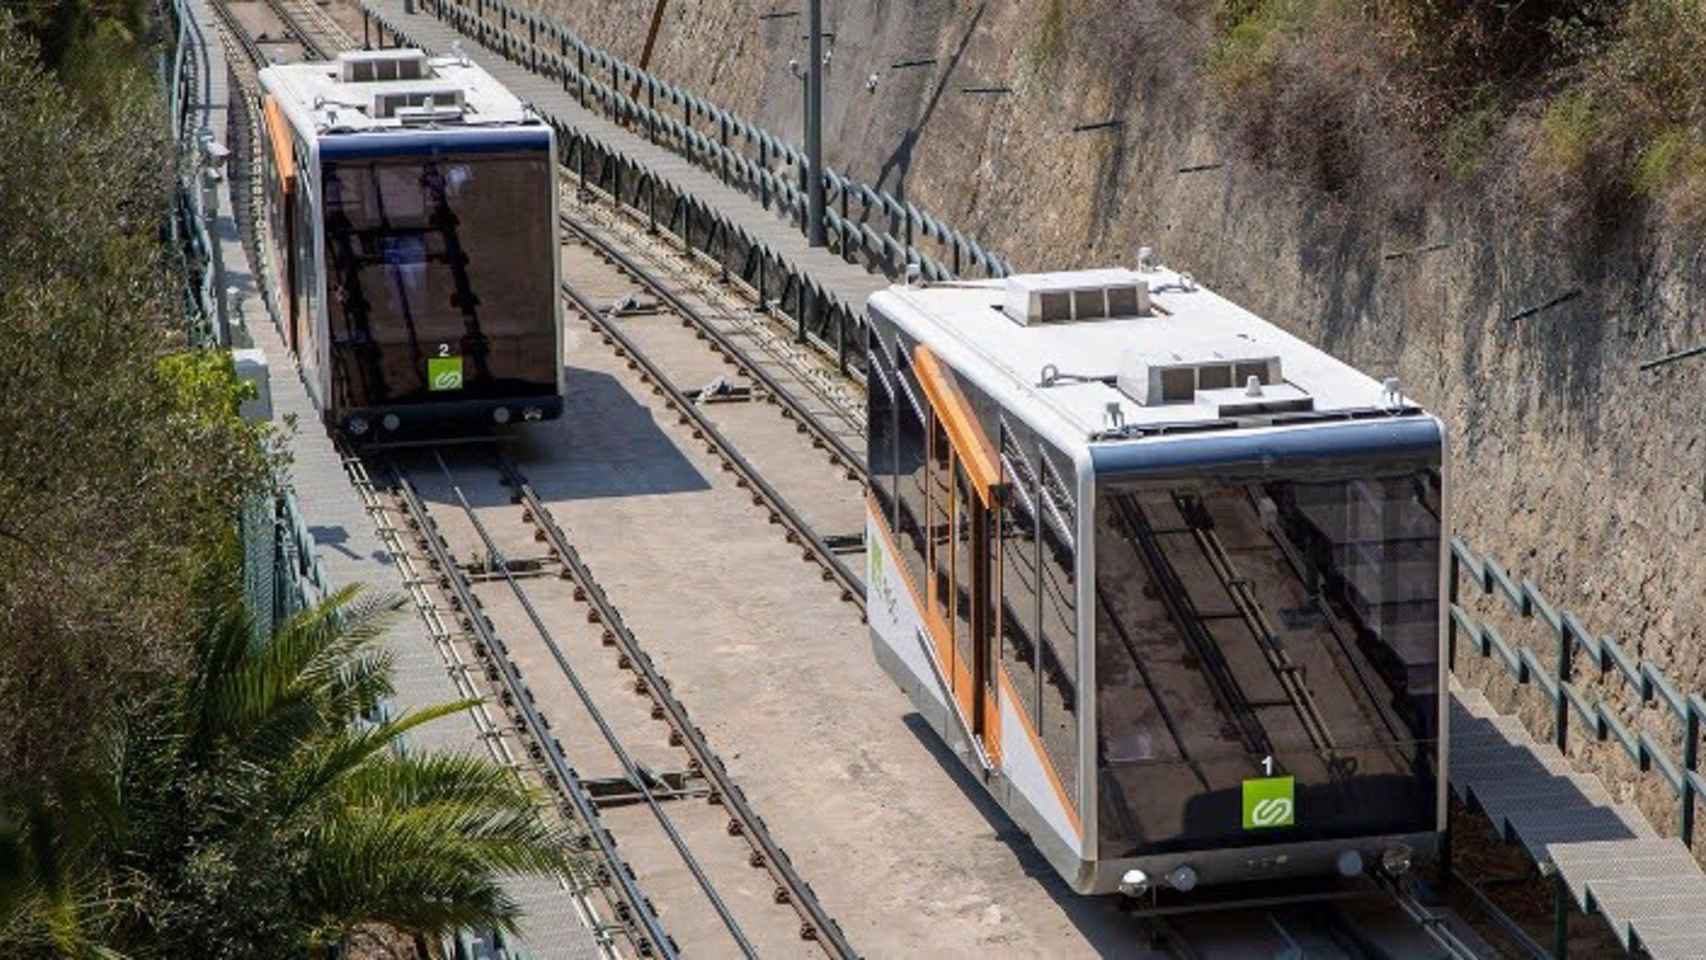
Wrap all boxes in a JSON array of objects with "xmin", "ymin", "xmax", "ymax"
[
  {"xmin": 1117, "ymin": 337, "xmax": 1312, "ymax": 415},
  {"xmin": 338, "ymin": 48, "xmax": 430, "ymax": 83},
  {"xmin": 373, "ymin": 89, "xmax": 466, "ymax": 120},
  {"xmin": 1001, "ymin": 269, "xmax": 1152, "ymax": 326}
]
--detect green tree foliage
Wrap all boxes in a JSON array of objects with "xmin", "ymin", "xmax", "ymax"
[
  {"xmin": 0, "ymin": 16, "xmax": 278, "ymax": 786},
  {"xmin": 1, "ymin": 584, "xmax": 578, "ymax": 957}
]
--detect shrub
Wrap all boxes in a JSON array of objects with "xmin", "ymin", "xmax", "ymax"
[
  {"xmin": 0, "ymin": 17, "xmax": 277, "ymax": 786},
  {"xmin": 1208, "ymin": 0, "xmax": 1317, "ymax": 97},
  {"xmin": 1538, "ymin": 92, "xmax": 1602, "ymax": 174},
  {"xmin": 1442, "ymin": 98, "xmax": 1499, "ymax": 181}
]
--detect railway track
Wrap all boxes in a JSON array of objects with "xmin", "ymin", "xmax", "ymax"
[
  {"xmin": 260, "ymin": 0, "xmax": 349, "ymax": 58},
  {"xmin": 556, "ymin": 272, "xmax": 865, "ymax": 611},
  {"xmin": 382, "ymin": 445, "xmax": 858, "ymax": 959}
]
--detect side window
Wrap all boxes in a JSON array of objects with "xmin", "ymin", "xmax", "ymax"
[
  {"xmin": 1037, "ymin": 444, "xmax": 1079, "ymax": 808},
  {"xmin": 928, "ymin": 414, "xmax": 953, "ymax": 625},
  {"xmin": 999, "ymin": 419, "xmax": 1080, "ymax": 811},
  {"xmin": 894, "ymin": 349, "xmax": 930, "ymax": 598},
  {"xmin": 1000, "ymin": 421, "xmax": 1044, "ymax": 735},
  {"xmin": 294, "ymin": 166, "xmax": 315, "ymax": 367},
  {"xmin": 867, "ymin": 350, "xmax": 898, "ymax": 527}
]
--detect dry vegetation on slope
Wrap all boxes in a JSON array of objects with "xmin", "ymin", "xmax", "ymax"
[{"xmin": 1209, "ymin": 0, "xmax": 1706, "ymax": 220}]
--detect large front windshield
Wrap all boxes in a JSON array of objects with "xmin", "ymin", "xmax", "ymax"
[
  {"xmin": 321, "ymin": 144, "xmax": 555, "ymax": 407},
  {"xmin": 1095, "ymin": 458, "xmax": 1441, "ymax": 858}
]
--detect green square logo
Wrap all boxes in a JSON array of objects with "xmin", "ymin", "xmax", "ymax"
[
  {"xmin": 427, "ymin": 356, "xmax": 464, "ymax": 391},
  {"xmin": 1242, "ymin": 776, "xmax": 1295, "ymax": 830}
]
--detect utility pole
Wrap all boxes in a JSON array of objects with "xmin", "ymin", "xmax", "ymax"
[
  {"xmin": 805, "ymin": 0, "xmax": 826, "ymax": 247},
  {"xmin": 630, "ymin": 0, "xmax": 668, "ymax": 97}
]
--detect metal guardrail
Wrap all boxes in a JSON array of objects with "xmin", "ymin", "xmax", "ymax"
[
  {"xmin": 1448, "ymin": 536, "xmax": 1706, "ymax": 847},
  {"xmin": 406, "ymin": 0, "xmax": 1010, "ymax": 284},
  {"xmin": 163, "ymin": 0, "xmax": 332, "ymax": 630},
  {"xmin": 164, "ymin": 0, "xmax": 220, "ymax": 347}
]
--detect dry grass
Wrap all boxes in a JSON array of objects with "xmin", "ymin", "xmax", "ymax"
[{"xmin": 1207, "ymin": 0, "xmax": 1706, "ymax": 223}]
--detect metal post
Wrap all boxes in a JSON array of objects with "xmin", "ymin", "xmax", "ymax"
[
  {"xmin": 1683, "ymin": 709, "xmax": 1700, "ymax": 846},
  {"xmin": 805, "ymin": 0, "xmax": 826, "ymax": 246},
  {"xmin": 798, "ymin": 72, "xmax": 808, "ymax": 230},
  {"xmin": 798, "ymin": 281, "xmax": 809, "ymax": 344},
  {"xmin": 1555, "ymin": 626, "xmax": 1572, "ymax": 752},
  {"xmin": 1447, "ymin": 551, "xmax": 1460, "ymax": 671},
  {"xmin": 363, "ymin": 12, "xmax": 370, "ymax": 48},
  {"xmin": 836, "ymin": 303, "xmax": 846, "ymax": 374}
]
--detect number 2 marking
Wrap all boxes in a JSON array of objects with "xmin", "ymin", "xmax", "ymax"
[{"xmin": 437, "ymin": 343, "xmax": 451, "ymax": 357}]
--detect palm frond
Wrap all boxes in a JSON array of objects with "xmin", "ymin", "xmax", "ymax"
[
  {"xmin": 273, "ymin": 700, "xmax": 482, "ymax": 822},
  {"xmin": 300, "ymin": 805, "xmax": 556, "ymax": 938},
  {"xmin": 180, "ymin": 586, "xmax": 404, "ymax": 769},
  {"xmin": 326, "ymin": 752, "xmax": 540, "ymax": 814}
]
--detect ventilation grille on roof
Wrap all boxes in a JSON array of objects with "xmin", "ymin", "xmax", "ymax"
[
  {"xmin": 373, "ymin": 89, "xmax": 466, "ymax": 120},
  {"xmin": 1001, "ymin": 269, "xmax": 1152, "ymax": 326},
  {"xmin": 1117, "ymin": 341, "xmax": 1311, "ymax": 416},
  {"xmin": 338, "ymin": 49, "xmax": 430, "ymax": 83}
]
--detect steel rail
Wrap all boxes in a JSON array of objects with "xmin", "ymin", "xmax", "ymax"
[
  {"xmin": 207, "ymin": 0, "xmax": 269, "ymax": 74},
  {"xmin": 559, "ymin": 210, "xmax": 868, "ymax": 484},
  {"xmin": 426, "ymin": 449, "xmax": 760, "ymax": 958},
  {"xmin": 344, "ymin": 451, "xmax": 621, "ymax": 957},
  {"xmin": 389, "ymin": 459, "xmax": 678, "ymax": 960},
  {"xmin": 261, "ymin": 0, "xmax": 334, "ymax": 60},
  {"xmin": 1380, "ymin": 877, "xmax": 1493, "ymax": 960},
  {"xmin": 559, "ymin": 170, "xmax": 871, "ymax": 395},
  {"xmin": 497, "ymin": 451, "xmax": 863, "ymax": 958},
  {"xmin": 559, "ymin": 277, "xmax": 866, "ymax": 610}
]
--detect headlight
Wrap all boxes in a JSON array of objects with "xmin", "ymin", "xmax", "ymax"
[
  {"xmin": 1381, "ymin": 844, "xmax": 1413, "ymax": 876},
  {"xmin": 1165, "ymin": 865, "xmax": 1198, "ymax": 892},
  {"xmin": 1117, "ymin": 869, "xmax": 1150, "ymax": 898},
  {"xmin": 346, "ymin": 415, "xmax": 369, "ymax": 436},
  {"xmin": 1337, "ymin": 849, "xmax": 1364, "ymax": 877},
  {"xmin": 492, "ymin": 406, "xmax": 512, "ymax": 424},
  {"xmin": 381, "ymin": 413, "xmax": 401, "ymax": 432}
]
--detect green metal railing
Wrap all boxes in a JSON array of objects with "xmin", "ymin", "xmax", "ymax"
[
  {"xmin": 164, "ymin": 0, "xmax": 329, "ymax": 636},
  {"xmin": 1449, "ymin": 536, "xmax": 1706, "ymax": 847},
  {"xmin": 397, "ymin": 0, "xmax": 1010, "ymax": 283}
]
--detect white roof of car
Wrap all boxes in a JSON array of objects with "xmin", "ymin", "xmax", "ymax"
[
  {"xmin": 260, "ymin": 48, "xmax": 536, "ymax": 139},
  {"xmin": 870, "ymin": 262, "xmax": 1416, "ymax": 453}
]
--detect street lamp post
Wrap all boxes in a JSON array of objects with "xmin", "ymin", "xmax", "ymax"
[{"xmin": 805, "ymin": 0, "xmax": 826, "ymax": 247}]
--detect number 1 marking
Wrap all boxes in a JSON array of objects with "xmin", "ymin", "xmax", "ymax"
[{"xmin": 1262, "ymin": 755, "xmax": 1274, "ymax": 776}]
